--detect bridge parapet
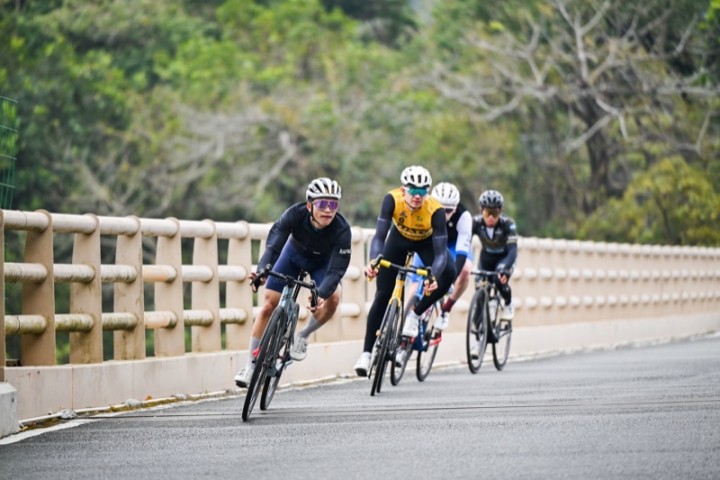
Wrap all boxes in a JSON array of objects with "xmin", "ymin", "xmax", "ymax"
[{"xmin": 1, "ymin": 209, "xmax": 719, "ymax": 423}]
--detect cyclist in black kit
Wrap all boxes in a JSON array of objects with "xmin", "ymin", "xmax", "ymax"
[
  {"xmin": 471, "ymin": 189, "xmax": 518, "ymax": 343},
  {"xmin": 234, "ymin": 178, "xmax": 352, "ymax": 387}
]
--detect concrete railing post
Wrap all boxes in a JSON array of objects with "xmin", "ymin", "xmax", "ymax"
[
  {"xmin": 154, "ymin": 218, "xmax": 185, "ymax": 356},
  {"xmin": 191, "ymin": 220, "xmax": 220, "ymax": 352},
  {"xmin": 224, "ymin": 222, "xmax": 253, "ymax": 350},
  {"xmin": 316, "ymin": 226, "xmax": 367, "ymax": 343},
  {"xmin": 69, "ymin": 214, "xmax": 103, "ymax": 364},
  {"xmin": 113, "ymin": 216, "xmax": 145, "ymax": 360},
  {"xmin": 21, "ymin": 210, "xmax": 56, "ymax": 366}
]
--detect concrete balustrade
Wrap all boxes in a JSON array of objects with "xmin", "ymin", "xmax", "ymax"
[{"xmin": 1, "ymin": 209, "xmax": 719, "ymax": 430}]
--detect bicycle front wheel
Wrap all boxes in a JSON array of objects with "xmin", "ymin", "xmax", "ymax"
[
  {"xmin": 370, "ymin": 300, "xmax": 400, "ymax": 396},
  {"xmin": 261, "ymin": 305, "xmax": 297, "ymax": 410},
  {"xmin": 466, "ymin": 289, "xmax": 488, "ymax": 374},
  {"xmin": 242, "ymin": 314, "xmax": 281, "ymax": 421},
  {"xmin": 492, "ymin": 318, "xmax": 513, "ymax": 371},
  {"xmin": 391, "ymin": 298, "xmax": 417, "ymax": 386},
  {"xmin": 416, "ymin": 304, "xmax": 440, "ymax": 382}
]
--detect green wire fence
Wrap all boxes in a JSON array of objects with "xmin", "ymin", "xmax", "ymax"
[{"xmin": 0, "ymin": 96, "xmax": 18, "ymax": 210}]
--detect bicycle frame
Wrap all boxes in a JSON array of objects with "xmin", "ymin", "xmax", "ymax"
[
  {"xmin": 368, "ymin": 252, "xmax": 431, "ymax": 395},
  {"xmin": 408, "ymin": 282, "xmax": 442, "ymax": 348},
  {"xmin": 466, "ymin": 269, "xmax": 513, "ymax": 373},
  {"xmin": 242, "ymin": 266, "xmax": 317, "ymax": 421}
]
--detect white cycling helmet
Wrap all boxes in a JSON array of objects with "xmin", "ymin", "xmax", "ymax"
[
  {"xmin": 400, "ymin": 165, "xmax": 432, "ymax": 188},
  {"xmin": 431, "ymin": 182, "xmax": 460, "ymax": 208},
  {"xmin": 306, "ymin": 177, "xmax": 342, "ymax": 201}
]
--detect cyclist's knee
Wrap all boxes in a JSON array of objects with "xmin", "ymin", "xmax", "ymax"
[
  {"xmin": 259, "ymin": 302, "xmax": 276, "ymax": 318},
  {"xmin": 323, "ymin": 290, "xmax": 341, "ymax": 312},
  {"xmin": 457, "ymin": 267, "xmax": 471, "ymax": 285}
]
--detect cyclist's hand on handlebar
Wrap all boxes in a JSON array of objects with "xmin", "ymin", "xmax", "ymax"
[
  {"xmin": 248, "ymin": 271, "xmax": 266, "ymax": 292},
  {"xmin": 364, "ymin": 263, "xmax": 379, "ymax": 279},
  {"xmin": 497, "ymin": 268, "xmax": 509, "ymax": 284},
  {"xmin": 423, "ymin": 278, "xmax": 439, "ymax": 293},
  {"xmin": 309, "ymin": 295, "xmax": 324, "ymax": 313}
]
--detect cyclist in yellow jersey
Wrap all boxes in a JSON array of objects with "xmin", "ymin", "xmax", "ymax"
[{"xmin": 354, "ymin": 165, "xmax": 456, "ymax": 376}]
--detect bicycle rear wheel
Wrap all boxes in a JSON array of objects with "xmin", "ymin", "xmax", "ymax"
[
  {"xmin": 466, "ymin": 289, "xmax": 488, "ymax": 374},
  {"xmin": 370, "ymin": 301, "xmax": 400, "ymax": 396},
  {"xmin": 260, "ymin": 306, "xmax": 297, "ymax": 410},
  {"xmin": 492, "ymin": 318, "xmax": 513, "ymax": 370},
  {"xmin": 242, "ymin": 315, "xmax": 280, "ymax": 421},
  {"xmin": 391, "ymin": 298, "xmax": 417, "ymax": 386},
  {"xmin": 416, "ymin": 304, "xmax": 440, "ymax": 382}
]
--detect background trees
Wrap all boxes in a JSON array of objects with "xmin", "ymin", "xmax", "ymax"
[{"xmin": 1, "ymin": 0, "xmax": 718, "ymax": 245}]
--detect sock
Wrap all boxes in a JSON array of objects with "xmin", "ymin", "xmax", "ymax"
[
  {"xmin": 247, "ymin": 337, "xmax": 261, "ymax": 366},
  {"xmin": 362, "ymin": 351, "xmax": 371, "ymax": 359},
  {"xmin": 298, "ymin": 315, "xmax": 322, "ymax": 339},
  {"xmin": 441, "ymin": 297, "xmax": 456, "ymax": 313}
]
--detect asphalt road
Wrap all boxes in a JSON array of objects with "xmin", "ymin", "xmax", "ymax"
[{"xmin": 2, "ymin": 334, "xmax": 719, "ymax": 479}]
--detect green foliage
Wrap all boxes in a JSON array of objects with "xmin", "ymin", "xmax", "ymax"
[
  {"xmin": 321, "ymin": 0, "xmax": 418, "ymax": 47},
  {"xmin": 0, "ymin": 0, "xmax": 717, "ymax": 246},
  {"xmin": 578, "ymin": 157, "xmax": 720, "ymax": 245}
]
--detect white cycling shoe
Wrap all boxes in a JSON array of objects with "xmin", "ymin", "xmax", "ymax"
[
  {"xmin": 354, "ymin": 354, "xmax": 370, "ymax": 377},
  {"xmin": 234, "ymin": 364, "xmax": 255, "ymax": 388},
  {"xmin": 434, "ymin": 312, "xmax": 449, "ymax": 331},
  {"xmin": 402, "ymin": 311, "xmax": 420, "ymax": 337},
  {"xmin": 289, "ymin": 335, "xmax": 308, "ymax": 361}
]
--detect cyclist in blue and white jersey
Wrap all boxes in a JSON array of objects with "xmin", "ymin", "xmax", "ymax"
[{"xmin": 405, "ymin": 182, "xmax": 474, "ymax": 331}]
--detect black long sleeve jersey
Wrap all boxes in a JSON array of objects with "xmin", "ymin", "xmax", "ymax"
[
  {"xmin": 258, "ymin": 203, "xmax": 352, "ymax": 299},
  {"xmin": 471, "ymin": 214, "xmax": 519, "ymax": 270}
]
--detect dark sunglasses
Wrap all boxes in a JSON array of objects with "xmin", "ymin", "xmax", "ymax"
[
  {"xmin": 406, "ymin": 186, "xmax": 428, "ymax": 197},
  {"xmin": 312, "ymin": 199, "xmax": 339, "ymax": 211},
  {"xmin": 482, "ymin": 208, "xmax": 501, "ymax": 218}
]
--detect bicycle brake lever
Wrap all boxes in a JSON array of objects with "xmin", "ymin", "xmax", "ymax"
[
  {"xmin": 424, "ymin": 271, "xmax": 435, "ymax": 296},
  {"xmin": 310, "ymin": 288, "xmax": 319, "ymax": 310},
  {"xmin": 366, "ymin": 254, "xmax": 383, "ymax": 281},
  {"xmin": 251, "ymin": 264, "xmax": 272, "ymax": 292}
]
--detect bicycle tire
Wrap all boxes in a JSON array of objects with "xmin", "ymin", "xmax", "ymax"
[
  {"xmin": 260, "ymin": 305, "xmax": 297, "ymax": 410},
  {"xmin": 492, "ymin": 317, "xmax": 512, "ymax": 371},
  {"xmin": 370, "ymin": 300, "xmax": 400, "ymax": 396},
  {"xmin": 242, "ymin": 314, "xmax": 280, "ymax": 421},
  {"xmin": 416, "ymin": 303, "xmax": 440, "ymax": 382},
  {"xmin": 390, "ymin": 297, "xmax": 417, "ymax": 385},
  {"xmin": 466, "ymin": 289, "xmax": 489, "ymax": 374}
]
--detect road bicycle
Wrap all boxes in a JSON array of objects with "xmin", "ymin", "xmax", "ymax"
[
  {"xmin": 367, "ymin": 252, "xmax": 432, "ymax": 396},
  {"xmin": 466, "ymin": 269, "xmax": 513, "ymax": 373},
  {"xmin": 391, "ymin": 278, "xmax": 444, "ymax": 384},
  {"xmin": 241, "ymin": 265, "xmax": 318, "ymax": 421}
]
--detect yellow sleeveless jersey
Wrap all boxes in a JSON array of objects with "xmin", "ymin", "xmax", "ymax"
[{"xmin": 389, "ymin": 188, "xmax": 443, "ymax": 241}]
